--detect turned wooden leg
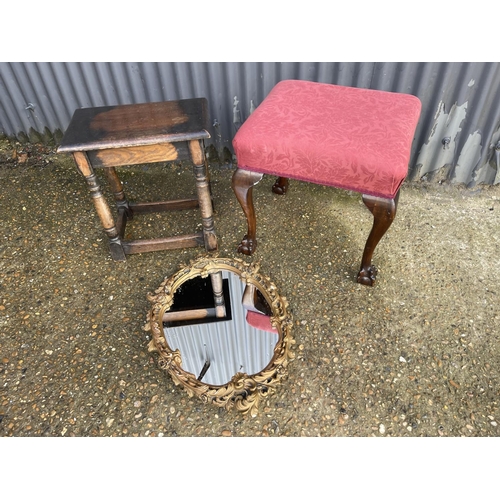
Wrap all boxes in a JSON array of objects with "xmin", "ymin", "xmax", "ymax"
[
  {"xmin": 272, "ymin": 176, "xmax": 289, "ymax": 195},
  {"xmin": 190, "ymin": 140, "xmax": 218, "ymax": 252},
  {"xmin": 103, "ymin": 167, "xmax": 133, "ymax": 218},
  {"xmin": 357, "ymin": 191, "xmax": 399, "ymax": 286},
  {"xmin": 72, "ymin": 152, "xmax": 126, "ymax": 261},
  {"xmin": 231, "ymin": 168, "xmax": 263, "ymax": 255},
  {"xmin": 210, "ymin": 271, "xmax": 226, "ymax": 318}
]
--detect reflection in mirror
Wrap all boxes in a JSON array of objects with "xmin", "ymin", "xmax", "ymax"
[
  {"xmin": 162, "ymin": 273, "xmax": 232, "ymax": 328},
  {"xmin": 164, "ymin": 270, "xmax": 278, "ymax": 386},
  {"xmin": 146, "ymin": 257, "xmax": 294, "ymax": 416}
]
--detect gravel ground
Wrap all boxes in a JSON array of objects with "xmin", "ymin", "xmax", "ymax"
[{"xmin": 1, "ymin": 136, "xmax": 500, "ymax": 440}]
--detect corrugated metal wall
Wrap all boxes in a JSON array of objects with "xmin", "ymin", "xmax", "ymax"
[{"xmin": 1, "ymin": 62, "xmax": 500, "ymax": 185}]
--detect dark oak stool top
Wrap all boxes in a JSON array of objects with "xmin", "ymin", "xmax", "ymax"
[
  {"xmin": 58, "ymin": 99, "xmax": 210, "ymax": 154},
  {"xmin": 58, "ymin": 98, "xmax": 217, "ymax": 261}
]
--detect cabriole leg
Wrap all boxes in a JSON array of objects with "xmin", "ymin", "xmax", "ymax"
[
  {"xmin": 357, "ymin": 191, "xmax": 399, "ymax": 286},
  {"xmin": 231, "ymin": 168, "xmax": 263, "ymax": 255}
]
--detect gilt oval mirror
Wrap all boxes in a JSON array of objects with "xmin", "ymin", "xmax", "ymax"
[{"xmin": 146, "ymin": 256, "xmax": 294, "ymax": 416}]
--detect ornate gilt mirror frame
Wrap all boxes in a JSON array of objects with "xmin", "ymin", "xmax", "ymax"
[{"xmin": 145, "ymin": 256, "xmax": 295, "ymax": 416}]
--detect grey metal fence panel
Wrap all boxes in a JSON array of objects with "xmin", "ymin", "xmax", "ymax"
[{"xmin": 1, "ymin": 62, "xmax": 500, "ymax": 185}]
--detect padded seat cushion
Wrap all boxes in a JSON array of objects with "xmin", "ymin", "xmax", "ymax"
[{"xmin": 233, "ymin": 80, "xmax": 421, "ymax": 199}]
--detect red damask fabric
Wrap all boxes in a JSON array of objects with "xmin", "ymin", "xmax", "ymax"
[
  {"xmin": 233, "ymin": 80, "xmax": 422, "ymax": 199},
  {"xmin": 245, "ymin": 311, "xmax": 278, "ymax": 334}
]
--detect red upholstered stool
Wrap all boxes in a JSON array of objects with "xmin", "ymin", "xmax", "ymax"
[{"xmin": 231, "ymin": 79, "xmax": 421, "ymax": 286}]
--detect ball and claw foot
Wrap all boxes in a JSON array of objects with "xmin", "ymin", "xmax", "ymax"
[
  {"xmin": 237, "ymin": 235, "xmax": 257, "ymax": 255},
  {"xmin": 272, "ymin": 184, "xmax": 287, "ymax": 195},
  {"xmin": 357, "ymin": 265, "xmax": 377, "ymax": 286},
  {"xmin": 272, "ymin": 178, "xmax": 289, "ymax": 195}
]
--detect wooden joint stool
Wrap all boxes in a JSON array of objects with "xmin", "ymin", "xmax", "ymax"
[
  {"xmin": 58, "ymin": 99, "xmax": 217, "ymax": 261},
  {"xmin": 231, "ymin": 80, "xmax": 421, "ymax": 286}
]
